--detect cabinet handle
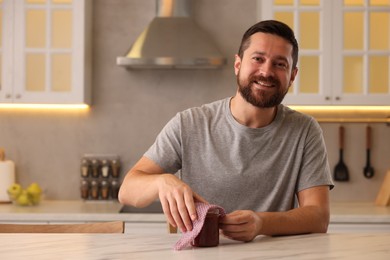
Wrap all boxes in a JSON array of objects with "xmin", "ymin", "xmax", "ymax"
[
  {"xmin": 325, "ymin": 96, "xmax": 331, "ymax": 101},
  {"xmin": 15, "ymin": 94, "xmax": 21, "ymax": 99},
  {"xmin": 335, "ymin": 96, "xmax": 341, "ymax": 101},
  {"xmin": 5, "ymin": 93, "xmax": 12, "ymax": 99}
]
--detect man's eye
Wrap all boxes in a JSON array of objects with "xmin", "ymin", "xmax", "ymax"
[
  {"xmin": 276, "ymin": 62, "xmax": 287, "ymax": 68},
  {"xmin": 253, "ymin": 57, "xmax": 262, "ymax": 62}
]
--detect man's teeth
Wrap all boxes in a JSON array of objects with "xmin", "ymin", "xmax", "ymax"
[{"xmin": 255, "ymin": 81, "xmax": 272, "ymax": 87}]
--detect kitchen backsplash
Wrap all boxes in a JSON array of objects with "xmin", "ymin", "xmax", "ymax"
[{"xmin": 0, "ymin": 0, "xmax": 389, "ymax": 203}]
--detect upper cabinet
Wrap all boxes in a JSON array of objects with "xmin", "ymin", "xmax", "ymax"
[
  {"xmin": 260, "ymin": 0, "xmax": 390, "ymax": 105},
  {"xmin": 0, "ymin": 0, "xmax": 91, "ymax": 105}
]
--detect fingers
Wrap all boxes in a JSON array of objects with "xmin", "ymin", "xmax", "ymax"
[
  {"xmin": 158, "ymin": 175, "xmax": 198, "ymax": 232},
  {"xmin": 175, "ymin": 194, "xmax": 194, "ymax": 232},
  {"xmin": 219, "ymin": 210, "xmax": 262, "ymax": 242},
  {"xmin": 169, "ymin": 190, "xmax": 209, "ymax": 231},
  {"xmin": 184, "ymin": 191, "xmax": 197, "ymax": 222},
  {"xmin": 188, "ymin": 191, "xmax": 209, "ymax": 222},
  {"xmin": 160, "ymin": 198, "xmax": 176, "ymax": 230},
  {"xmin": 160, "ymin": 194, "xmax": 192, "ymax": 233}
]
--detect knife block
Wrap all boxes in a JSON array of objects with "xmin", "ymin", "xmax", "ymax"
[{"xmin": 375, "ymin": 170, "xmax": 390, "ymax": 206}]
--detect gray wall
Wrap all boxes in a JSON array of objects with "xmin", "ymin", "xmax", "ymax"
[{"xmin": 1, "ymin": 0, "xmax": 389, "ymax": 202}]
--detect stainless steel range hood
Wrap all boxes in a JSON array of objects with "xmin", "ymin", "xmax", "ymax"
[{"xmin": 116, "ymin": 0, "xmax": 226, "ymax": 69}]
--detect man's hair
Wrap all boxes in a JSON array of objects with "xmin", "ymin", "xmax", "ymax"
[{"xmin": 237, "ymin": 20, "xmax": 299, "ymax": 70}]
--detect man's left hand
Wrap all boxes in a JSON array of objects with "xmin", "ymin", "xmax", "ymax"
[{"xmin": 219, "ymin": 210, "xmax": 262, "ymax": 242}]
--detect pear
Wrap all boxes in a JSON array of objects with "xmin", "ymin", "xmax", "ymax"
[
  {"xmin": 27, "ymin": 182, "xmax": 42, "ymax": 205},
  {"xmin": 7, "ymin": 183, "xmax": 22, "ymax": 201},
  {"xmin": 16, "ymin": 190, "xmax": 31, "ymax": 206}
]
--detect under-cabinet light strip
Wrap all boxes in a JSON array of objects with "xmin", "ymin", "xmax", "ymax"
[
  {"xmin": 289, "ymin": 106, "xmax": 390, "ymax": 112},
  {"xmin": 289, "ymin": 106, "xmax": 390, "ymax": 124},
  {"xmin": 0, "ymin": 104, "xmax": 90, "ymax": 110}
]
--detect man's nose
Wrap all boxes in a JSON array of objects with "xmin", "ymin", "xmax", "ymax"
[{"xmin": 258, "ymin": 61, "xmax": 274, "ymax": 77}]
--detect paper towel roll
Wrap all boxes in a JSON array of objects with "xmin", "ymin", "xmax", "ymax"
[{"xmin": 0, "ymin": 160, "xmax": 15, "ymax": 202}]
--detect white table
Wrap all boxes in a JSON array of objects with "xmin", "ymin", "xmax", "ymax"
[{"xmin": 0, "ymin": 233, "xmax": 389, "ymax": 259}]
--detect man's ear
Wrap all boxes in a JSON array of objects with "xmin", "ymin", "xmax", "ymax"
[
  {"xmin": 289, "ymin": 67, "xmax": 298, "ymax": 86},
  {"xmin": 234, "ymin": 54, "xmax": 241, "ymax": 76}
]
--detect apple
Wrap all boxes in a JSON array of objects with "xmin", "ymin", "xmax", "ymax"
[
  {"xmin": 16, "ymin": 190, "xmax": 31, "ymax": 206},
  {"xmin": 26, "ymin": 182, "xmax": 42, "ymax": 205},
  {"xmin": 7, "ymin": 183, "xmax": 22, "ymax": 200}
]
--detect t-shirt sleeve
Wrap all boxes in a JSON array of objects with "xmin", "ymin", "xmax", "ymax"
[
  {"xmin": 144, "ymin": 113, "xmax": 183, "ymax": 174},
  {"xmin": 297, "ymin": 118, "xmax": 334, "ymax": 192}
]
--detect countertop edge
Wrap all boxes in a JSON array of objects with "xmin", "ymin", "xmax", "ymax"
[
  {"xmin": 0, "ymin": 200, "xmax": 389, "ymax": 224},
  {"xmin": 0, "ymin": 213, "xmax": 167, "ymax": 223}
]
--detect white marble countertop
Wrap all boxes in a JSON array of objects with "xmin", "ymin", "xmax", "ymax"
[
  {"xmin": 0, "ymin": 233, "xmax": 389, "ymax": 259},
  {"xmin": 0, "ymin": 200, "xmax": 389, "ymax": 224}
]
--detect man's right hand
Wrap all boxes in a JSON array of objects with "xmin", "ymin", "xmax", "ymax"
[
  {"xmin": 157, "ymin": 174, "xmax": 207, "ymax": 232},
  {"xmin": 119, "ymin": 156, "xmax": 207, "ymax": 232}
]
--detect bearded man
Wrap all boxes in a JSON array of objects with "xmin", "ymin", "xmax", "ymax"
[{"xmin": 119, "ymin": 20, "xmax": 334, "ymax": 242}]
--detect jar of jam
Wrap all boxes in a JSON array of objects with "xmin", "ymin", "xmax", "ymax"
[{"xmin": 191, "ymin": 210, "xmax": 220, "ymax": 247}]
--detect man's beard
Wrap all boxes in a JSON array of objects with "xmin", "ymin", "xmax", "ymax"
[{"xmin": 237, "ymin": 71, "xmax": 288, "ymax": 108}]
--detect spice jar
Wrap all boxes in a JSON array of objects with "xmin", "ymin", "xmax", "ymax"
[
  {"xmin": 192, "ymin": 210, "xmax": 220, "ymax": 247},
  {"xmin": 80, "ymin": 159, "xmax": 90, "ymax": 178},
  {"xmin": 110, "ymin": 179, "xmax": 120, "ymax": 199},
  {"xmin": 90, "ymin": 180, "xmax": 99, "ymax": 199},
  {"xmin": 111, "ymin": 159, "xmax": 121, "ymax": 178},
  {"xmin": 80, "ymin": 179, "xmax": 90, "ymax": 199},
  {"xmin": 91, "ymin": 159, "xmax": 100, "ymax": 178},
  {"xmin": 100, "ymin": 180, "xmax": 109, "ymax": 200},
  {"xmin": 101, "ymin": 159, "xmax": 110, "ymax": 178}
]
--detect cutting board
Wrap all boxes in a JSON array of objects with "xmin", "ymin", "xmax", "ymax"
[{"xmin": 375, "ymin": 170, "xmax": 390, "ymax": 206}]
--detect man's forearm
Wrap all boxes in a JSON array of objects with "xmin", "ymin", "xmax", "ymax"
[
  {"xmin": 118, "ymin": 170, "xmax": 160, "ymax": 207},
  {"xmin": 257, "ymin": 205, "xmax": 329, "ymax": 236}
]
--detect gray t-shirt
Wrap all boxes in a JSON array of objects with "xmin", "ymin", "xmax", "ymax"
[{"xmin": 145, "ymin": 97, "xmax": 334, "ymax": 213}]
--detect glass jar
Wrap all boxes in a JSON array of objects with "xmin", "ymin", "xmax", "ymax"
[{"xmin": 192, "ymin": 211, "xmax": 220, "ymax": 247}]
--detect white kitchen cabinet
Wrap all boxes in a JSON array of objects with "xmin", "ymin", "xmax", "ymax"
[
  {"xmin": 124, "ymin": 222, "xmax": 169, "ymax": 234},
  {"xmin": 260, "ymin": 0, "xmax": 390, "ymax": 105},
  {"xmin": 0, "ymin": 0, "xmax": 92, "ymax": 105}
]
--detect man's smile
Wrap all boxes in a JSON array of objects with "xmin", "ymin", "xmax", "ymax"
[{"xmin": 252, "ymin": 80, "xmax": 275, "ymax": 90}]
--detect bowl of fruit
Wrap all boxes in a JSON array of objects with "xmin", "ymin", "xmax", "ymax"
[{"xmin": 7, "ymin": 182, "xmax": 42, "ymax": 206}]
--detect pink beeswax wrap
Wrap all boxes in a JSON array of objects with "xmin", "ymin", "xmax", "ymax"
[{"xmin": 173, "ymin": 202, "xmax": 226, "ymax": 250}]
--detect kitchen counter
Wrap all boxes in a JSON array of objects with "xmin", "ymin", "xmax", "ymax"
[
  {"xmin": 0, "ymin": 233, "xmax": 389, "ymax": 259},
  {"xmin": 0, "ymin": 200, "xmax": 166, "ymax": 223},
  {"xmin": 0, "ymin": 200, "xmax": 389, "ymax": 225},
  {"xmin": 330, "ymin": 202, "xmax": 390, "ymax": 223}
]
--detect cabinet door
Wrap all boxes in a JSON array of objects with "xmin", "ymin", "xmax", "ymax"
[
  {"xmin": 1, "ymin": 0, "xmax": 91, "ymax": 105},
  {"xmin": 0, "ymin": 0, "xmax": 14, "ymax": 101},
  {"xmin": 261, "ymin": 0, "xmax": 333, "ymax": 105},
  {"xmin": 332, "ymin": 0, "xmax": 390, "ymax": 105},
  {"xmin": 260, "ymin": 0, "xmax": 390, "ymax": 105}
]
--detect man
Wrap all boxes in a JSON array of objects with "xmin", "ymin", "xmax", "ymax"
[{"xmin": 118, "ymin": 20, "xmax": 334, "ymax": 242}]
